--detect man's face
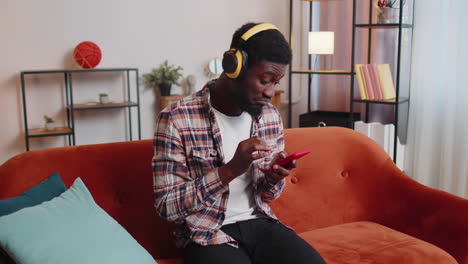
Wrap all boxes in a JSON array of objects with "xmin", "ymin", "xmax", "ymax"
[{"xmin": 235, "ymin": 60, "xmax": 287, "ymax": 117}]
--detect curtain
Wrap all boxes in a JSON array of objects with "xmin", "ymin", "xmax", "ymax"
[{"xmin": 405, "ymin": 1, "xmax": 468, "ymax": 197}]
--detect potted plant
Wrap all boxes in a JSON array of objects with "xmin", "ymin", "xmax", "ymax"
[
  {"xmin": 99, "ymin": 93, "xmax": 109, "ymax": 104},
  {"xmin": 43, "ymin": 115, "xmax": 55, "ymax": 131},
  {"xmin": 143, "ymin": 60, "xmax": 183, "ymax": 96}
]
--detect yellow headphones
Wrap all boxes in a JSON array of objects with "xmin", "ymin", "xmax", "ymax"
[{"xmin": 222, "ymin": 23, "xmax": 280, "ymax": 79}]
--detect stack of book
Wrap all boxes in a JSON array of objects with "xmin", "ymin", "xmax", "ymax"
[
  {"xmin": 354, "ymin": 121, "xmax": 405, "ymax": 170},
  {"xmin": 354, "ymin": 64, "xmax": 396, "ymax": 101}
]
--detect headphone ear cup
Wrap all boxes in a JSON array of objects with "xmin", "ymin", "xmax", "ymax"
[
  {"xmin": 222, "ymin": 49, "xmax": 246, "ymax": 79},
  {"xmin": 222, "ymin": 49, "xmax": 238, "ymax": 76}
]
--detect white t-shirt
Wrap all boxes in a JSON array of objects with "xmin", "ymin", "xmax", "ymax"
[{"xmin": 212, "ymin": 107, "xmax": 259, "ymax": 225}]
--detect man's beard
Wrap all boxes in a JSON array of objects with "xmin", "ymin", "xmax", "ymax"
[{"xmin": 236, "ymin": 92, "xmax": 263, "ymax": 118}]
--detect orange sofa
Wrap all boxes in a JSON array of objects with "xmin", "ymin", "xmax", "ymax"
[{"xmin": 1, "ymin": 127, "xmax": 467, "ymax": 263}]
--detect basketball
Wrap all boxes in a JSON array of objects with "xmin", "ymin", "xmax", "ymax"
[{"xmin": 73, "ymin": 41, "xmax": 102, "ymax": 69}]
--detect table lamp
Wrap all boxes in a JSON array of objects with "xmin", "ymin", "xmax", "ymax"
[
  {"xmin": 304, "ymin": 31, "xmax": 335, "ymax": 114},
  {"xmin": 308, "ymin": 31, "xmax": 335, "ymax": 55}
]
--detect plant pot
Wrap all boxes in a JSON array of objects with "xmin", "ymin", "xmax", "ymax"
[
  {"xmin": 158, "ymin": 83, "xmax": 172, "ymax": 96},
  {"xmin": 45, "ymin": 122, "xmax": 55, "ymax": 131},
  {"xmin": 378, "ymin": 8, "xmax": 399, "ymax": 24},
  {"xmin": 99, "ymin": 95, "xmax": 109, "ymax": 104}
]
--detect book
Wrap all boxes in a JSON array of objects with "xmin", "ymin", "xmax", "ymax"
[
  {"xmin": 354, "ymin": 64, "xmax": 368, "ymax": 100},
  {"xmin": 355, "ymin": 121, "xmax": 394, "ymax": 156},
  {"xmin": 369, "ymin": 122, "xmax": 386, "ymax": 149},
  {"xmin": 385, "ymin": 123, "xmax": 395, "ymax": 157},
  {"xmin": 396, "ymin": 137, "xmax": 405, "ymax": 170},
  {"xmin": 358, "ymin": 65, "xmax": 369, "ymax": 100},
  {"xmin": 353, "ymin": 120, "xmax": 405, "ymax": 170},
  {"xmin": 370, "ymin": 64, "xmax": 383, "ymax": 100},
  {"xmin": 354, "ymin": 121, "xmax": 370, "ymax": 136},
  {"xmin": 377, "ymin": 64, "xmax": 396, "ymax": 100},
  {"xmin": 362, "ymin": 64, "xmax": 375, "ymax": 100}
]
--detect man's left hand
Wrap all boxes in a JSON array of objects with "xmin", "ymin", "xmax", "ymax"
[{"xmin": 260, "ymin": 151, "xmax": 296, "ymax": 185}]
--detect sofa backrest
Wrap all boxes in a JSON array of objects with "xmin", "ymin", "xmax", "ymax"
[
  {"xmin": 270, "ymin": 127, "xmax": 392, "ymax": 233},
  {"xmin": 0, "ymin": 127, "xmax": 392, "ymax": 259},
  {"xmin": 0, "ymin": 139, "xmax": 180, "ymax": 259}
]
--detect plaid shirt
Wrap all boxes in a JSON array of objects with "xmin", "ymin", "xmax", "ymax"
[{"xmin": 153, "ymin": 80, "xmax": 285, "ymax": 248}]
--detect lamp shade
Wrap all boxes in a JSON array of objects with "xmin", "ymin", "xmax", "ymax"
[{"xmin": 308, "ymin": 31, "xmax": 335, "ymax": 55}]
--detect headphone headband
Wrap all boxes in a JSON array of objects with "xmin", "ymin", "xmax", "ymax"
[
  {"xmin": 223, "ymin": 23, "xmax": 280, "ymax": 79},
  {"xmin": 240, "ymin": 23, "xmax": 279, "ymax": 42}
]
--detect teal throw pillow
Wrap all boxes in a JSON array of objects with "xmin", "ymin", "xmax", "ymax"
[
  {"xmin": 0, "ymin": 177, "xmax": 156, "ymax": 264},
  {"xmin": 0, "ymin": 171, "xmax": 66, "ymax": 217},
  {"xmin": 0, "ymin": 171, "xmax": 66, "ymax": 264}
]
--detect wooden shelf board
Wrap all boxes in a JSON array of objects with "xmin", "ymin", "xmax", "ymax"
[
  {"xmin": 71, "ymin": 101, "xmax": 138, "ymax": 110},
  {"xmin": 352, "ymin": 97, "xmax": 409, "ymax": 104},
  {"xmin": 292, "ymin": 69, "xmax": 353, "ymax": 75},
  {"xmin": 355, "ymin": 23, "xmax": 413, "ymax": 29},
  {"xmin": 28, "ymin": 127, "xmax": 73, "ymax": 137},
  {"xmin": 159, "ymin": 95, "xmax": 186, "ymax": 100}
]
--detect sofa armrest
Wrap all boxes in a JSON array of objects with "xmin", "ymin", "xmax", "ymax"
[{"xmin": 371, "ymin": 160, "xmax": 468, "ymax": 264}]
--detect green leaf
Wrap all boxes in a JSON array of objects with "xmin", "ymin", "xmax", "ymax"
[{"xmin": 142, "ymin": 60, "xmax": 184, "ymax": 88}]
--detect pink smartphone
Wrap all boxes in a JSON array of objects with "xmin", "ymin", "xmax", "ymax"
[{"xmin": 274, "ymin": 150, "xmax": 311, "ymax": 167}]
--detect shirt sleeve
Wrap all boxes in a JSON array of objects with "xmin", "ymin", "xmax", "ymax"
[
  {"xmin": 152, "ymin": 111, "xmax": 228, "ymax": 222},
  {"xmin": 257, "ymin": 113, "xmax": 286, "ymax": 203}
]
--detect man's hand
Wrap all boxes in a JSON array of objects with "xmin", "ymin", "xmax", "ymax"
[
  {"xmin": 219, "ymin": 137, "xmax": 272, "ymax": 184},
  {"xmin": 261, "ymin": 151, "xmax": 297, "ymax": 186}
]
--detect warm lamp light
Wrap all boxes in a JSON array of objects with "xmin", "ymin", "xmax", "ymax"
[{"xmin": 308, "ymin": 31, "xmax": 335, "ymax": 55}]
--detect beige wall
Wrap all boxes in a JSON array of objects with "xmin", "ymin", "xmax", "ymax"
[{"xmin": 0, "ymin": 0, "xmax": 294, "ymax": 164}]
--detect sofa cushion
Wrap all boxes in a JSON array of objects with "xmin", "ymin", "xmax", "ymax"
[
  {"xmin": 0, "ymin": 171, "xmax": 66, "ymax": 264},
  {"xmin": 0, "ymin": 177, "xmax": 156, "ymax": 264},
  {"xmin": 299, "ymin": 221, "xmax": 457, "ymax": 264},
  {"xmin": 0, "ymin": 171, "xmax": 66, "ymax": 217}
]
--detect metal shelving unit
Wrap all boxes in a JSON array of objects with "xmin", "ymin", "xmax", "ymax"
[
  {"xmin": 288, "ymin": 0, "xmax": 356, "ymax": 129},
  {"xmin": 349, "ymin": 0, "xmax": 415, "ymax": 163},
  {"xmin": 288, "ymin": 0, "xmax": 414, "ymax": 164},
  {"xmin": 20, "ymin": 68, "xmax": 141, "ymax": 151}
]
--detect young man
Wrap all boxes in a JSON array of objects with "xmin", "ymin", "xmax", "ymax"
[{"xmin": 153, "ymin": 22, "xmax": 326, "ymax": 264}]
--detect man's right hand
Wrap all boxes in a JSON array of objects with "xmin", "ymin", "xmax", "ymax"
[{"xmin": 219, "ymin": 137, "xmax": 272, "ymax": 184}]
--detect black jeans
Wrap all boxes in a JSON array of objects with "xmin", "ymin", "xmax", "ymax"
[{"xmin": 183, "ymin": 218, "xmax": 326, "ymax": 264}]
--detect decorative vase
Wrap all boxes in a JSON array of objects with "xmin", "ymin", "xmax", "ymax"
[
  {"xmin": 45, "ymin": 122, "xmax": 55, "ymax": 131},
  {"xmin": 158, "ymin": 83, "xmax": 172, "ymax": 96},
  {"xmin": 99, "ymin": 95, "xmax": 109, "ymax": 104},
  {"xmin": 378, "ymin": 8, "xmax": 399, "ymax": 24},
  {"xmin": 186, "ymin": 75, "xmax": 197, "ymax": 94}
]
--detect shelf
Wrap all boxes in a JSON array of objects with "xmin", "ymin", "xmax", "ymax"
[
  {"xmin": 291, "ymin": 70, "xmax": 353, "ymax": 75},
  {"xmin": 352, "ymin": 97, "xmax": 409, "ymax": 105},
  {"xmin": 355, "ymin": 23, "xmax": 413, "ymax": 29},
  {"xmin": 22, "ymin": 68, "xmax": 138, "ymax": 75},
  {"xmin": 21, "ymin": 68, "xmax": 141, "ymax": 151},
  {"xmin": 28, "ymin": 127, "xmax": 73, "ymax": 138},
  {"xmin": 70, "ymin": 101, "xmax": 138, "ymax": 110}
]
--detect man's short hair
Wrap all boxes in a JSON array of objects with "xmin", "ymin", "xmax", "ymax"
[{"xmin": 230, "ymin": 22, "xmax": 292, "ymax": 68}]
